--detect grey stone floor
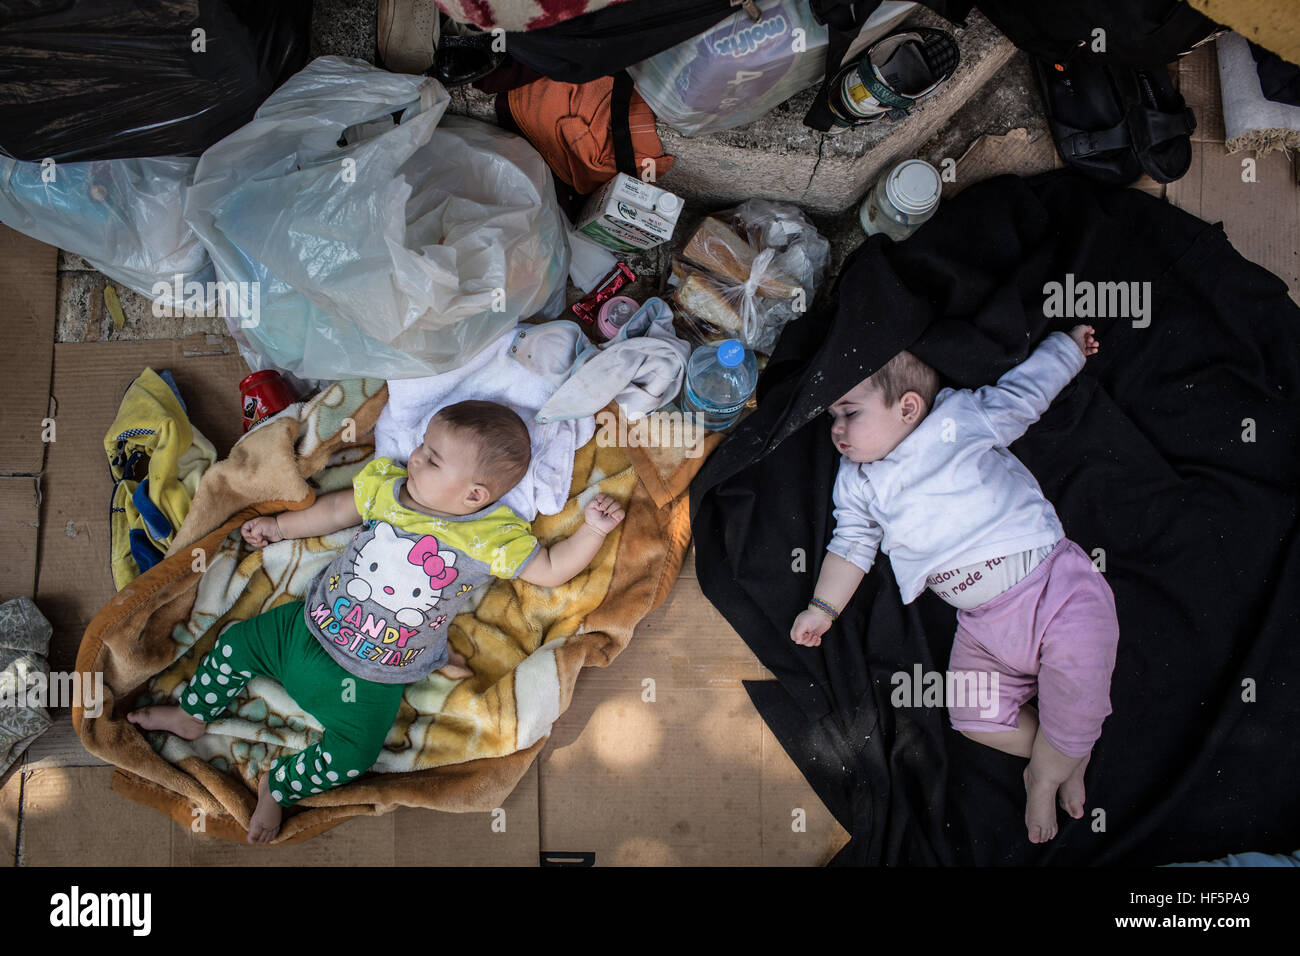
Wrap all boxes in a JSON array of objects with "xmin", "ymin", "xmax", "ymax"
[{"xmin": 311, "ymin": 0, "xmax": 378, "ymax": 63}]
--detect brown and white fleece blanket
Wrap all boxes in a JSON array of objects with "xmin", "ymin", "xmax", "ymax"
[{"xmin": 73, "ymin": 378, "xmax": 718, "ymax": 843}]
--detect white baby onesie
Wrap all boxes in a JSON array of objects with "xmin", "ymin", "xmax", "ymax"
[{"xmin": 827, "ymin": 331, "xmax": 1086, "ymax": 605}]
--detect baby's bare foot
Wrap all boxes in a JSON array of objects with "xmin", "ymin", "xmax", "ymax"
[
  {"xmin": 127, "ymin": 705, "xmax": 207, "ymax": 741},
  {"xmin": 1023, "ymin": 765, "xmax": 1060, "ymax": 844},
  {"xmin": 1058, "ymin": 753, "xmax": 1091, "ymax": 820},
  {"xmin": 247, "ymin": 773, "xmax": 283, "ymax": 844}
]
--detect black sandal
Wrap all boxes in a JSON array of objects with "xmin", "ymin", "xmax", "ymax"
[
  {"xmin": 1033, "ymin": 55, "xmax": 1143, "ymax": 186},
  {"xmin": 1122, "ymin": 65, "xmax": 1196, "ymax": 183}
]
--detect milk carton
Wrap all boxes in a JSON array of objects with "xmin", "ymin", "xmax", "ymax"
[{"xmin": 575, "ymin": 173, "xmax": 683, "ymax": 253}]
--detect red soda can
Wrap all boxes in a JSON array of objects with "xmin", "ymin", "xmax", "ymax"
[{"xmin": 239, "ymin": 370, "xmax": 296, "ymax": 432}]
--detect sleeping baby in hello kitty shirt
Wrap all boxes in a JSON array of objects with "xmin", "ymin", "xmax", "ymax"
[{"xmin": 128, "ymin": 400, "xmax": 624, "ymax": 843}]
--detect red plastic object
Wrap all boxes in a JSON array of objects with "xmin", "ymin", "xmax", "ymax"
[
  {"xmin": 239, "ymin": 370, "xmax": 296, "ymax": 432},
  {"xmin": 572, "ymin": 262, "xmax": 635, "ymax": 327}
]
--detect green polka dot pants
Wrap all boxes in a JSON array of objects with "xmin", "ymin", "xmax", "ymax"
[{"xmin": 177, "ymin": 600, "xmax": 406, "ymax": 808}]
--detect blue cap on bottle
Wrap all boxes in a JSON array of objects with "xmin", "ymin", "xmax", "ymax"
[{"xmin": 717, "ymin": 339, "xmax": 745, "ymax": 368}]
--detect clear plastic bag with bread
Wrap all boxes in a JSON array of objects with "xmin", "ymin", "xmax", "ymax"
[{"xmin": 667, "ymin": 199, "xmax": 830, "ymax": 355}]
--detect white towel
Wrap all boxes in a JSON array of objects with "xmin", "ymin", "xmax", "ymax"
[
  {"xmin": 1218, "ymin": 32, "xmax": 1300, "ymax": 154},
  {"xmin": 515, "ymin": 298, "xmax": 691, "ymax": 424},
  {"xmin": 374, "ymin": 325, "xmax": 596, "ymax": 520}
]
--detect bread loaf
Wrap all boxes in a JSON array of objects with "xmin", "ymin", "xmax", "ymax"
[
  {"xmin": 681, "ymin": 217, "xmax": 799, "ymax": 299},
  {"xmin": 671, "ymin": 270, "xmax": 743, "ymax": 334},
  {"xmin": 683, "ymin": 218, "xmax": 754, "ymax": 283}
]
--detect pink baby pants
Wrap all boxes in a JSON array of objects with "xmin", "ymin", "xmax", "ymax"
[{"xmin": 946, "ymin": 538, "xmax": 1120, "ymax": 758}]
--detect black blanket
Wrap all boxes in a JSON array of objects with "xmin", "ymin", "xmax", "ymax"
[{"xmin": 689, "ymin": 172, "xmax": 1300, "ymax": 865}]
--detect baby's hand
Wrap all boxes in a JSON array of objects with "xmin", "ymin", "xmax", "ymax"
[
  {"xmin": 791, "ymin": 607, "xmax": 834, "ymax": 647},
  {"xmin": 242, "ymin": 515, "xmax": 284, "ymax": 548},
  {"xmin": 1068, "ymin": 324, "xmax": 1099, "ymax": 357},
  {"xmin": 584, "ymin": 493, "xmax": 625, "ymax": 535}
]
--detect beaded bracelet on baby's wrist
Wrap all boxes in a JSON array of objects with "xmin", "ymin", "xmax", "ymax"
[{"xmin": 808, "ymin": 596, "xmax": 839, "ymax": 620}]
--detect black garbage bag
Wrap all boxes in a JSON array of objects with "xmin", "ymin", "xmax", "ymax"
[
  {"xmin": 938, "ymin": 0, "xmax": 1218, "ymax": 67},
  {"xmin": 0, "ymin": 0, "xmax": 312, "ymax": 161}
]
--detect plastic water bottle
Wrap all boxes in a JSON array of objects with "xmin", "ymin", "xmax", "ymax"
[{"xmin": 680, "ymin": 339, "xmax": 758, "ymax": 432}]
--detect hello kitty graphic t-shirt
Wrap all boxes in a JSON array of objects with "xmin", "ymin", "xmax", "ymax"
[{"xmin": 302, "ymin": 457, "xmax": 540, "ymax": 684}]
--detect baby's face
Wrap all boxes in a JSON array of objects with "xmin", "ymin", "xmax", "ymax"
[
  {"xmin": 829, "ymin": 378, "xmax": 924, "ymax": 463},
  {"xmin": 404, "ymin": 418, "xmax": 487, "ymax": 515}
]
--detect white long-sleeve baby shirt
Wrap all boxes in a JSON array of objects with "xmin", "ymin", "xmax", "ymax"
[{"xmin": 827, "ymin": 331, "xmax": 1087, "ymax": 603}]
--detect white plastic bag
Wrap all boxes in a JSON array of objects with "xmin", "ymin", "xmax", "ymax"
[
  {"xmin": 629, "ymin": 0, "xmax": 915, "ymax": 137},
  {"xmin": 0, "ymin": 156, "xmax": 214, "ymax": 308},
  {"xmin": 185, "ymin": 56, "xmax": 570, "ymax": 381}
]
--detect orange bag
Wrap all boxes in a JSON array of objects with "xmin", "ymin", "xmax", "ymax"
[{"xmin": 505, "ymin": 73, "xmax": 675, "ymax": 195}]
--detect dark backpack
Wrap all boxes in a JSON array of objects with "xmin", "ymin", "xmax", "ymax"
[
  {"xmin": 962, "ymin": 0, "xmax": 1218, "ymax": 67},
  {"xmin": 501, "ymin": 0, "xmax": 740, "ymax": 84}
]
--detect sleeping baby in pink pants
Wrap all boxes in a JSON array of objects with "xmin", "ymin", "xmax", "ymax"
[{"xmin": 790, "ymin": 325, "xmax": 1119, "ymax": 844}]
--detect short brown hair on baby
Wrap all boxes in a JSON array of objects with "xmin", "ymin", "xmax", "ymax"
[
  {"xmin": 433, "ymin": 400, "xmax": 531, "ymax": 502},
  {"xmin": 866, "ymin": 350, "xmax": 941, "ymax": 410}
]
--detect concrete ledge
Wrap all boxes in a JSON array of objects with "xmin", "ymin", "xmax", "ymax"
[{"xmin": 656, "ymin": 8, "xmax": 1015, "ymax": 214}]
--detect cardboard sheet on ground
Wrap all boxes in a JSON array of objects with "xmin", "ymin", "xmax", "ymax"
[
  {"xmin": 73, "ymin": 380, "xmax": 718, "ymax": 843},
  {"xmin": 1170, "ymin": 45, "xmax": 1300, "ymax": 304},
  {"xmin": 0, "ymin": 225, "xmax": 56, "ymax": 477},
  {"xmin": 0, "ymin": 225, "xmax": 53, "ymax": 614}
]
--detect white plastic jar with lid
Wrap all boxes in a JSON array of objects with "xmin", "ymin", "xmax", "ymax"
[{"xmin": 859, "ymin": 159, "xmax": 942, "ymax": 241}]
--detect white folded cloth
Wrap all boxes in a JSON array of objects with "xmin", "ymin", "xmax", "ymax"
[
  {"xmin": 375, "ymin": 324, "xmax": 596, "ymax": 520},
  {"xmin": 1218, "ymin": 32, "xmax": 1300, "ymax": 154},
  {"xmin": 511, "ymin": 298, "xmax": 691, "ymax": 425}
]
